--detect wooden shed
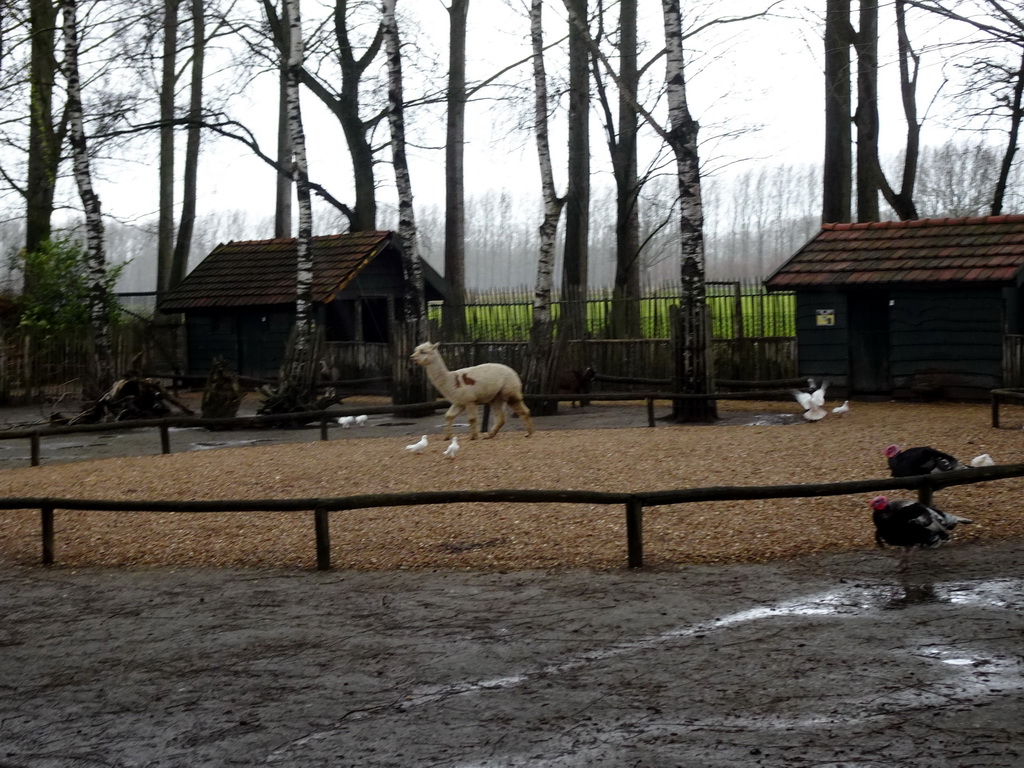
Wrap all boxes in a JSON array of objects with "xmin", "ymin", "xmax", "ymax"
[
  {"xmin": 764, "ymin": 215, "xmax": 1024, "ymax": 399},
  {"xmin": 158, "ymin": 231, "xmax": 447, "ymax": 379}
]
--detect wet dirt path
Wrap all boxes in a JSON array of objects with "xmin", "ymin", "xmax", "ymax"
[{"xmin": 1, "ymin": 538, "xmax": 1021, "ymax": 767}]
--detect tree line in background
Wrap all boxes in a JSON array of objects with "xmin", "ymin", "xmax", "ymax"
[
  {"xmin": 2, "ymin": 1, "xmax": 1024, "ymax": 413},
  {"xmin": 2, "ymin": 139, "xmax": 1014, "ymax": 296}
]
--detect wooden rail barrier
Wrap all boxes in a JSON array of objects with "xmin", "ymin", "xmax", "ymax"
[
  {"xmin": 1, "ymin": 391, "xmax": 801, "ymax": 465},
  {"xmin": 5, "ymin": 462, "xmax": 1022, "ymax": 570},
  {"xmin": 990, "ymin": 388, "xmax": 1024, "ymax": 428}
]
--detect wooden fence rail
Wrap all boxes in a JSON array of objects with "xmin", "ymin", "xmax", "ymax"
[
  {"xmin": 0, "ymin": 390, "xmax": 806, "ymax": 465},
  {"xmin": 5, "ymin": 462, "xmax": 1023, "ymax": 570}
]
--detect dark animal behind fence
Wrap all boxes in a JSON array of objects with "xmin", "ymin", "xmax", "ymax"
[{"xmin": 557, "ymin": 366, "xmax": 597, "ymax": 407}]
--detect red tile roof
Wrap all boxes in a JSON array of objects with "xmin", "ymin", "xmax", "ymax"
[
  {"xmin": 764, "ymin": 215, "xmax": 1024, "ymax": 289},
  {"xmin": 159, "ymin": 231, "xmax": 395, "ymax": 312}
]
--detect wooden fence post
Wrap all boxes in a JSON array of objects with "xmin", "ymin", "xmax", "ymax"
[
  {"xmin": 30, "ymin": 432, "xmax": 40, "ymax": 466},
  {"xmin": 159, "ymin": 423, "xmax": 171, "ymax": 454},
  {"xmin": 320, "ymin": 415, "xmax": 329, "ymax": 441},
  {"xmin": 917, "ymin": 483, "xmax": 934, "ymax": 508},
  {"xmin": 41, "ymin": 506, "xmax": 54, "ymax": 565},
  {"xmin": 314, "ymin": 507, "xmax": 331, "ymax": 570},
  {"xmin": 626, "ymin": 497, "xmax": 643, "ymax": 568}
]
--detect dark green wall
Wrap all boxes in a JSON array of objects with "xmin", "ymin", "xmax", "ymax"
[
  {"xmin": 794, "ymin": 291, "xmax": 849, "ymax": 387},
  {"xmin": 792, "ymin": 284, "xmax": 1006, "ymax": 398}
]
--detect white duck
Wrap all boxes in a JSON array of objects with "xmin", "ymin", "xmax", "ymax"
[
  {"xmin": 832, "ymin": 400, "xmax": 850, "ymax": 416},
  {"xmin": 405, "ymin": 435, "xmax": 429, "ymax": 454},
  {"xmin": 337, "ymin": 415, "xmax": 355, "ymax": 428},
  {"xmin": 354, "ymin": 414, "xmax": 368, "ymax": 427}
]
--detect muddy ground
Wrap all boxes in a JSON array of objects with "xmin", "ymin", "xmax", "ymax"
[
  {"xmin": 1, "ymin": 397, "xmax": 1022, "ymax": 766},
  {"xmin": 1, "ymin": 542, "xmax": 1021, "ymax": 767}
]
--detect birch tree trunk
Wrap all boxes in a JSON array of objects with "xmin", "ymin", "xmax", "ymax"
[
  {"xmin": 284, "ymin": 0, "xmax": 316, "ymax": 388},
  {"xmin": 442, "ymin": 0, "xmax": 469, "ymax": 339},
  {"xmin": 383, "ymin": 0, "xmax": 428, "ymax": 407},
  {"xmin": 525, "ymin": 0, "xmax": 565, "ymax": 413},
  {"xmin": 662, "ymin": 0, "xmax": 714, "ymax": 422},
  {"xmin": 63, "ymin": 0, "xmax": 116, "ymax": 400},
  {"xmin": 382, "ymin": 0, "xmax": 424, "ymax": 323}
]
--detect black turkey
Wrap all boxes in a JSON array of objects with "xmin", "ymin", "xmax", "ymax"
[
  {"xmin": 870, "ymin": 496, "xmax": 973, "ymax": 570},
  {"xmin": 883, "ymin": 444, "xmax": 966, "ymax": 477}
]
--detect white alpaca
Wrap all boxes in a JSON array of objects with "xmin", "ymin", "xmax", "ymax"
[{"xmin": 410, "ymin": 341, "xmax": 535, "ymax": 440}]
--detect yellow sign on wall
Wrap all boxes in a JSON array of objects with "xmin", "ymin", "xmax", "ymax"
[{"xmin": 815, "ymin": 309, "xmax": 835, "ymax": 326}]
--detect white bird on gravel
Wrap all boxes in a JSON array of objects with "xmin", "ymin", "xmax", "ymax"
[
  {"xmin": 355, "ymin": 414, "xmax": 368, "ymax": 427},
  {"xmin": 791, "ymin": 379, "xmax": 829, "ymax": 421},
  {"xmin": 338, "ymin": 415, "xmax": 354, "ymax": 428},
  {"xmin": 405, "ymin": 435, "xmax": 429, "ymax": 454},
  {"xmin": 969, "ymin": 453, "xmax": 995, "ymax": 467},
  {"xmin": 442, "ymin": 436, "xmax": 460, "ymax": 460},
  {"xmin": 832, "ymin": 400, "xmax": 850, "ymax": 416}
]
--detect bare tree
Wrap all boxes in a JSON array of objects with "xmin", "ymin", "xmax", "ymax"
[
  {"xmin": 659, "ymin": 0, "xmax": 715, "ymax": 421},
  {"xmin": 382, "ymin": 0, "xmax": 424, "ymax": 322},
  {"xmin": 909, "ymin": 0, "xmax": 1024, "ymax": 215},
  {"xmin": 283, "ymin": 0, "xmax": 315, "ymax": 388},
  {"xmin": 591, "ymin": 0, "xmax": 641, "ymax": 336},
  {"xmin": 824, "ymin": 0, "xmax": 853, "ymax": 223},
  {"xmin": 63, "ymin": 0, "xmax": 115, "ymax": 398},
  {"xmin": 561, "ymin": 0, "xmax": 590, "ymax": 341},
  {"xmin": 524, "ymin": 0, "xmax": 565, "ymax": 409},
  {"xmin": 26, "ymin": 0, "xmax": 66, "ymax": 256},
  {"xmin": 442, "ymin": 0, "xmax": 468, "ymax": 338},
  {"xmin": 171, "ymin": 0, "xmax": 207, "ymax": 286}
]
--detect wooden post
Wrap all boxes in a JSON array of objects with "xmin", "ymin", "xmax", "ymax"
[
  {"xmin": 314, "ymin": 507, "xmax": 331, "ymax": 570},
  {"xmin": 991, "ymin": 392, "xmax": 1000, "ymax": 429},
  {"xmin": 482, "ymin": 403, "xmax": 490, "ymax": 433},
  {"xmin": 41, "ymin": 506, "xmax": 54, "ymax": 565},
  {"xmin": 646, "ymin": 397, "xmax": 655, "ymax": 427},
  {"xmin": 626, "ymin": 497, "xmax": 643, "ymax": 568},
  {"xmin": 917, "ymin": 482, "xmax": 933, "ymax": 508},
  {"xmin": 30, "ymin": 432, "xmax": 40, "ymax": 466},
  {"xmin": 320, "ymin": 415, "xmax": 329, "ymax": 441},
  {"xmin": 732, "ymin": 281, "xmax": 744, "ymax": 339},
  {"xmin": 159, "ymin": 423, "xmax": 171, "ymax": 454}
]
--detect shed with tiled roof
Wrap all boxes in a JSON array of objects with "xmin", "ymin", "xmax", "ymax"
[
  {"xmin": 765, "ymin": 215, "xmax": 1024, "ymax": 399},
  {"xmin": 159, "ymin": 231, "xmax": 447, "ymax": 380}
]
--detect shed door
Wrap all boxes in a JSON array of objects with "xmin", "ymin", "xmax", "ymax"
[{"xmin": 848, "ymin": 292, "xmax": 890, "ymax": 394}]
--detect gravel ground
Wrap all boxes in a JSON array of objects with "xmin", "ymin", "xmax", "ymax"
[{"xmin": 0, "ymin": 397, "xmax": 1022, "ymax": 571}]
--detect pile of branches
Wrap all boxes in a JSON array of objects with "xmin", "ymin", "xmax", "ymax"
[{"xmin": 56, "ymin": 372, "xmax": 195, "ymax": 425}]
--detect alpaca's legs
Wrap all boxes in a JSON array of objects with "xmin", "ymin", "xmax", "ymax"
[
  {"xmin": 444, "ymin": 403, "xmax": 466, "ymax": 441},
  {"xmin": 485, "ymin": 402, "xmax": 507, "ymax": 438},
  {"xmin": 465, "ymin": 403, "xmax": 480, "ymax": 439},
  {"xmin": 509, "ymin": 397, "xmax": 534, "ymax": 436}
]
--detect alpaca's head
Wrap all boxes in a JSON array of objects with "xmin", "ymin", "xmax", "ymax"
[{"xmin": 410, "ymin": 341, "xmax": 438, "ymax": 367}]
